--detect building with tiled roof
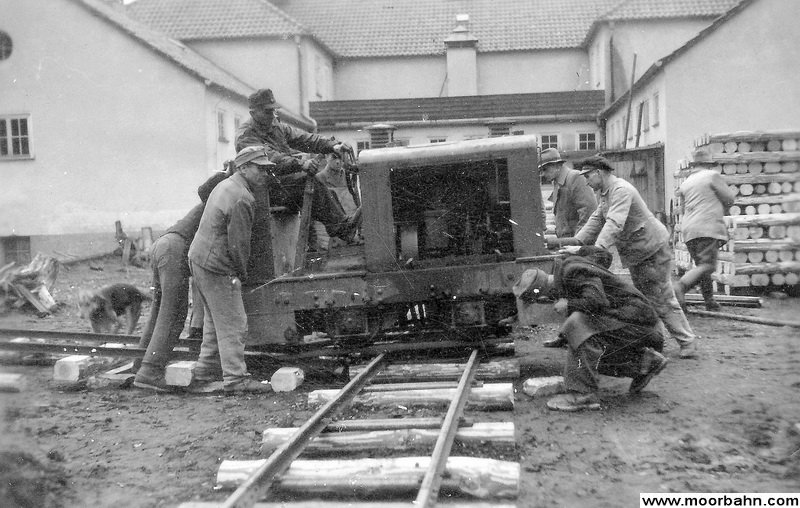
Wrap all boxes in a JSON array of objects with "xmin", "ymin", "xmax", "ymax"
[
  {"xmin": 600, "ymin": 0, "xmax": 799, "ymax": 211},
  {"xmin": 0, "ymin": 0, "xmax": 266, "ymax": 262}
]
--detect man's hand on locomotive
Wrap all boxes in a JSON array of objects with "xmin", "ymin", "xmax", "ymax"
[
  {"xmin": 333, "ymin": 142, "xmax": 354, "ymax": 157},
  {"xmin": 301, "ymin": 157, "xmax": 320, "ymax": 176}
]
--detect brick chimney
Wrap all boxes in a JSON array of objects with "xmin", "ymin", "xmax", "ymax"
[
  {"xmin": 366, "ymin": 123, "xmax": 397, "ymax": 148},
  {"xmin": 443, "ymin": 14, "xmax": 478, "ymax": 97}
]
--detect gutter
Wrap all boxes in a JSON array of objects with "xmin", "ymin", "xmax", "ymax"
[{"xmin": 326, "ymin": 113, "xmax": 598, "ymax": 130}]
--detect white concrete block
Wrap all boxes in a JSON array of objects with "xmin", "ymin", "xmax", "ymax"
[
  {"xmin": 53, "ymin": 355, "xmax": 113, "ymax": 384},
  {"xmin": 0, "ymin": 373, "xmax": 25, "ymax": 392},
  {"xmin": 271, "ymin": 367, "xmax": 305, "ymax": 392},
  {"xmin": 165, "ymin": 360, "xmax": 197, "ymax": 387},
  {"xmin": 522, "ymin": 376, "xmax": 565, "ymax": 398}
]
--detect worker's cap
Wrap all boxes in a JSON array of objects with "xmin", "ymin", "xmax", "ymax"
[
  {"xmin": 575, "ymin": 155, "xmax": 615, "ymax": 175},
  {"xmin": 234, "ymin": 146, "xmax": 274, "ymax": 169},
  {"xmin": 691, "ymin": 147, "xmax": 714, "ymax": 164},
  {"xmin": 512, "ymin": 268, "xmax": 553, "ymax": 303},
  {"xmin": 538, "ymin": 148, "xmax": 565, "ymax": 169},
  {"xmin": 248, "ymin": 88, "xmax": 277, "ymax": 110}
]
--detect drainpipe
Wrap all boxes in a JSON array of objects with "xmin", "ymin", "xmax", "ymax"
[{"xmin": 294, "ymin": 34, "xmax": 306, "ymax": 118}]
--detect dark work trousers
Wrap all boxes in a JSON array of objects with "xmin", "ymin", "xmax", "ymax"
[
  {"xmin": 137, "ymin": 233, "xmax": 191, "ymax": 373},
  {"xmin": 564, "ymin": 324, "xmax": 664, "ymax": 394},
  {"xmin": 681, "ymin": 237, "xmax": 723, "ymax": 306}
]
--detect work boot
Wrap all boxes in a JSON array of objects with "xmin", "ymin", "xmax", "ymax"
[
  {"xmin": 705, "ymin": 300, "xmax": 721, "ymax": 312},
  {"xmin": 224, "ymin": 377, "xmax": 272, "ymax": 395},
  {"xmin": 133, "ymin": 364, "xmax": 170, "ymax": 393},
  {"xmin": 629, "ymin": 348, "xmax": 669, "ymax": 394},
  {"xmin": 546, "ymin": 392, "xmax": 601, "ymax": 412},
  {"xmin": 678, "ymin": 340, "xmax": 698, "ymax": 359},
  {"xmin": 542, "ymin": 336, "xmax": 567, "ymax": 348}
]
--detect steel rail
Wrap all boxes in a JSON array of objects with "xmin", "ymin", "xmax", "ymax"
[
  {"xmin": 414, "ymin": 349, "xmax": 480, "ymax": 508},
  {"xmin": 221, "ymin": 352, "xmax": 388, "ymax": 508}
]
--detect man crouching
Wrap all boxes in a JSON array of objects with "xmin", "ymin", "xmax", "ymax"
[{"xmin": 515, "ymin": 246, "xmax": 669, "ymax": 411}]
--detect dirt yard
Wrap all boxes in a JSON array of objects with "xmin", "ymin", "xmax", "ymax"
[{"xmin": 0, "ymin": 255, "xmax": 798, "ymax": 507}]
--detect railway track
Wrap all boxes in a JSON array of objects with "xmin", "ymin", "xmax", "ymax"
[
  {"xmin": 0, "ymin": 326, "xmax": 514, "ymax": 373},
  {"xmin": 177, "ymin": 350, "xmax": 520, "ymax": 508}
]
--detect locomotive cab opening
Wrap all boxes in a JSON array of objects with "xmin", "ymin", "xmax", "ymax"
[{"xmin": 391, "ymin": 158, "xmax": 514, "ymax": 266}]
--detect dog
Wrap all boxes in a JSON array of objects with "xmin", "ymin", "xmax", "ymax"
[{"xmin": 78, "ymin": 283, "xmax": 151, "ymax": 334}]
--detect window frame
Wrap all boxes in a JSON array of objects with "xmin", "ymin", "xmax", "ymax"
[
  {"xmin": 0, "ymin": 114, "xmax": 33, "ymax": 160},
  {"xmin": 652, "ymin": 92, "xmax": 660, "ymax": 127},
  {"xmin": 577, "ymin": 132, "xmax": 597, "ymax": 151},
  {"xmin": 216, "ymin": 110, "xmax": 228, "ymax": 143},
  {"xmin": 540, "ymin": 134, "xmax": 559, "ymax": 150}
]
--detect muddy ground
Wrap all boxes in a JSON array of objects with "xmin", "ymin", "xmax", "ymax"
[{"xmin": 0, "ymin": 255, "xmax": 798, "ymax": 507}]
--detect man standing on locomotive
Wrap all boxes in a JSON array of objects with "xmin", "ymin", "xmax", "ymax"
[
  {"xmin": 236, "ymin": 88, "xmax": 360, "ymax": 242},
  {"xmin": 563, "ymin": 155, "xmax": 699, "ymax": 359},
  {"xmin": 187, "ymin": 146, "xmax": 275, "ymax": 394},
  {"xmin": 538, "ymin": 148, "xmax": 597, "ymax": 240},
  {"xmin": 514, "ymin": 246, "xmax": 668, "ymax": 411}
]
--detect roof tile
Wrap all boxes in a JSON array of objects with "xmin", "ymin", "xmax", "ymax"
[{"xmin": 310, "ymin": 91, "xmax": 606, "ymax": 127}]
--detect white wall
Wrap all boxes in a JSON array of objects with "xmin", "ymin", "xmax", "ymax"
[
  {"xmin": 663, "ymin": 0, "xmax": 800, "ymax": 207},
  {"xmin": 478, "ymin": 49, "xmax": 590, "ymax": 94},
  {"xmin": 0, "ymin": 0, "xmax": 248, "ymax": 257},
  {"xmin": 334, "ymin": 56, "xmax": 446, "ymax": 100}
]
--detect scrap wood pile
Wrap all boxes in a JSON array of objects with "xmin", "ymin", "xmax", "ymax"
[
  {"xmin": 0, "ymin": 254, "xmax": 60, "ymax": 315},
  {"xmin": 674, "ymin": 130, "xmax": 800, "ymax": 292}
]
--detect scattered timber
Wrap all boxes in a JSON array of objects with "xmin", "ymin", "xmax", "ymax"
[
  {"xmin": 261, "ymin": 422, "xmax": 514, "ymax": 454},
  {"xmin": 688, "ymin": 309, "xmax": 800, "ymax": 328},
  {"xmin": 215, "ymin": 456, "xmax": 520, "ymax": 499},
  {"xmin": 308, "ymin": 382, "xmax": 514, "ymax": 411},
  {"xmin": 349, "ymin": 359, "xmax": 519, "ymax": 382}
]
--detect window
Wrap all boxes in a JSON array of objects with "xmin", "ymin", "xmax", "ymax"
[
  {"xmin": 2, "ymin": 236, "xmax": 31, "ymax": 265},
  {"xmin": 578, "ymin": 133, "xmax": 597, "ymax": 151},
  {"xmin": 217, "ymin": 111, "xmax": 227, "ymax": 142},
  {"xmin": 641, "ymin": 100, "xmax": 650, "ymax": 132},
  {"xmin": 356, "ymin": 141, "xmax": 370, "ymax": 154},
  {"xmin": 430, "ymin": 137, "xmax": 447, "ymax": 143},
  {"xmin": 652, "ymin": 92, "xmax": 660, "ymax": 127},
  {"xmin": 234, "ymin": 115, "xmax": 242, "ymax": 134},
  {"xmin": 488, "ymin": 125, "xmax": 510, "ymax": 138},
  {"xmin": 540, "ymin": 134, "xmax": 559, "ymax": 150},
  {"xmin": 0, "ymin": 115, "xmax": 31, "ymax": 159},
  {"xmin": 512, "ymin": 130, "xmax": 525, "ymax": 136},
  {"xmin": 0, "ymin": 31, "xmax": 11, "ymax": 61}
]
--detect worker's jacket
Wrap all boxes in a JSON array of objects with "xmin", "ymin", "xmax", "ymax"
[
  {"xmin": 549, "ymin": 165, "xmax": 597, "ymax": 237},
  {"xmin": 188, "ymin": 173, "xmax": 255, "ymax": 280},
  {"xmin": 554, "ymin": 248, "xmax": 662, "ymax": 349},
  {"xmin": 236, "ymin": 118, "xmax": 336, "ymax": 176}
]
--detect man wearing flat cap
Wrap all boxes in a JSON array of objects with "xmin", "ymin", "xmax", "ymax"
[
  {"xmin": 514, "ymin": 246, "xmax": 668, "ymax": 411},
  {"xmin": 187, "ymin": 146, "xmax": 278, "ymax": 394},
  {"xmin": 236, "ymin": 89, "xmax": 360, "ymax": 243},
  {"xmin": 562, "ymin": 155, "xmax": 699, "ymax": 359},
  {"xmin": 538, "ymin": 148, "xmax": 596, "ymax": 239}
]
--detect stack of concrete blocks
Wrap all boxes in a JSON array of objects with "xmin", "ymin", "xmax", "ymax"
[{"xmin": 674, "ymin": 130, "xmax": 800, "ymax": 293}]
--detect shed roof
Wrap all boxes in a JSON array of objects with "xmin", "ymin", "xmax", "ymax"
[{"xmin": 310, "ymin": 90, "xmax": 606, "ymax": 128}]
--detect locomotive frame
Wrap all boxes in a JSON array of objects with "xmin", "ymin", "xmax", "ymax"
[{"xmin": 243, "ymin": 135, "xmax": 557, "ymax": 346}]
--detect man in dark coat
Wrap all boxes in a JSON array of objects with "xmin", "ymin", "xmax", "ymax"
[
  {"xmin": 514, "ymin": 246, "xmax": 668, "ymax": 411},
  {"xmin": 236, "ymin": 88, "xmax": 360, "ymax": 241},
  {"xmin": 538, "ymin": 148, "xmax": 597, "ymax": 239}
]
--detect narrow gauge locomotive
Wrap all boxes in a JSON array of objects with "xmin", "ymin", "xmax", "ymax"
[{"xmin": 242, "ymin": 134, "xmax": 556, "ymax": 347}]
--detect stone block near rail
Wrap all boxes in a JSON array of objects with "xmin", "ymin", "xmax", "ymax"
[{"xmin": 270, "ymin": 366, "xmax": 305, "ymax": 392}]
